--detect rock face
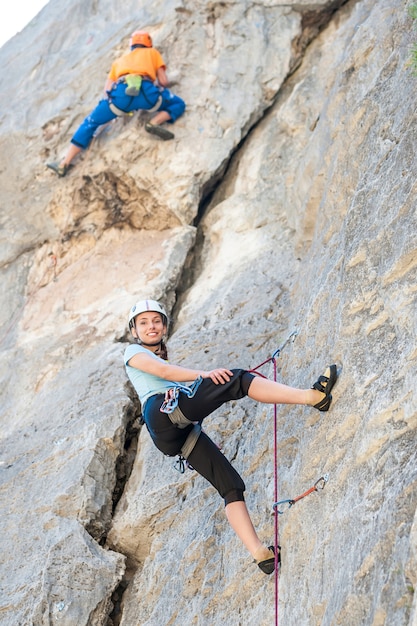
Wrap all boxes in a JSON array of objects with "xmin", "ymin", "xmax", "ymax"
[{"xmin": 0, "ymin": 0, "xmax": 416, "ymax": 625}]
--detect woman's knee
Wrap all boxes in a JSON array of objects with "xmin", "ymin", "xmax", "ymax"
[
  {"xmin": 241, "ymin": 370, "xmax": 256, "ymax": 395},
  {"xmin": 224, "ymin": 488, "xmax": 245, "ymax": 506},
  {"xmin": 187, "ymin": 432, "xmax": 246, "ymax": 500}
]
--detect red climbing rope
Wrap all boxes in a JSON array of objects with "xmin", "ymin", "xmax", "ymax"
[
  {"xmin": 250, "ymin": 334, "xmax": 332, "ymax": 625},
  {"xmin": 273, "ymin": 358, "xmax": 279, "ymax": 626},
  {"xmin": 249, "ymin": 330, "xmax": 298, "ymax": 626}
]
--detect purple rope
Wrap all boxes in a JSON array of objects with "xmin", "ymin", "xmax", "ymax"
[
  {"xmin": 273, "ymin": 357, "xmax": 279, "ymax": 626},
  {"xmin": 249, "ymin": 357, "xmax": 280, "ymax": 625}
]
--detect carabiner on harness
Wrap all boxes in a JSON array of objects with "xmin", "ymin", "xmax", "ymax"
[
  {"xmin": 173, "ymin": 455, "xmax": 194, "ymax": 473},
  {"xmin": 173, "ymin": 455, "xmax": 186, "ymax": 473}
]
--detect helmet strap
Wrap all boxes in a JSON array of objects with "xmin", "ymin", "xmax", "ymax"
[{"xmin": 136, "ymin": 337, "xmax": 163, "ymax": 354}]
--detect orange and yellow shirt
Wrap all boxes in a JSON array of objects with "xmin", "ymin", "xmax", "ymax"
[{"xmin": 107, "ymin": 47, "xmax": 166, "ymax": 83}]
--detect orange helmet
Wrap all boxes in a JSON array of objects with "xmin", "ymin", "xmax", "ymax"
[{"xmin": 130, "ymin": 31, "xmax": 152, "ymax": 48}]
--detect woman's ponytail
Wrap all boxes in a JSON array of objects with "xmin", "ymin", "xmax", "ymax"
[{"xmin": 157, "ymin": 338, "xmax": 168, "ymax": 360}]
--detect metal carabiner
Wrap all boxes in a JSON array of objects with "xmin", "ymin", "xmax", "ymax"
[
  {"xmin": 272, "ymin": 498, "xmax": 295, "ymax": 515},
  {"xmin": 173, "ymin": 456, "xmax": 186, "ymax": 473},
  {"xmin": 272, "ymin": 329, "xmax": 299, "ymax": 360},
  {"xmin": 314, "ymin": 473, "xmax": 329, "ymax": 491}
]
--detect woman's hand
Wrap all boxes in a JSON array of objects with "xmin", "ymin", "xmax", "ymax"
[{"xmin": 202, "ymin": 368, "xmax": 234, "ymax": 384}]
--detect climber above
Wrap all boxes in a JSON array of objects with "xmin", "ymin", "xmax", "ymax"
[
  {"xmin": 124, "ymin": 298, "xmax": 339, "ymax": 575},
  {"xmin": 46, "ymin": 31, "xmax": 185, "ymax": 177}
]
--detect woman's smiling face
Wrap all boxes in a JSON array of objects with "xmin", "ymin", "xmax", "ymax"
[{"xmin": 132, "ymin": 311, "xmax": 166, "ymax": 346}]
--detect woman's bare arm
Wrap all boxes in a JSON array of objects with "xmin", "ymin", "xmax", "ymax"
[{"xmin": 128, "ymin": 351, "xmax": 233, "ymax": 384}]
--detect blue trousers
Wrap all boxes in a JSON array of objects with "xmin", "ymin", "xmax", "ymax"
[{"xmin": 71, "ymin": 81, "xmax": 186, "ymax": 149}]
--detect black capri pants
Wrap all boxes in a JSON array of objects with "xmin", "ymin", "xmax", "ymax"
[{"xmin": 143, "ymin": 369, "xmax": 255, "ymax": 505}]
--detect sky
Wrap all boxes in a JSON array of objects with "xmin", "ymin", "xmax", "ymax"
[{"xmin": 0, "ymin": 0, "xmax": 49, "ymax": 48}]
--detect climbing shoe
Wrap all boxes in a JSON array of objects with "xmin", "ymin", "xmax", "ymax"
[
  {"xmin": 46, "ymin": 162, "xmax": 68, "ymax": 177},
  {"xmin": 312, "ymin": 364, "xmax": 338, "ymax": 412},
  {"xmin": 257, "ymin": 545, "xmax": 281, "ymax": 575},
  {"xmin": 145, "ymin": 122, "xmax": 174, "ymax": 141}
]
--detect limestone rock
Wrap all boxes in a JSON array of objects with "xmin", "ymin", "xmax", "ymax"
[{"xmin": 0, "ymin": 0, "xmax": 416, "ymax": 625}]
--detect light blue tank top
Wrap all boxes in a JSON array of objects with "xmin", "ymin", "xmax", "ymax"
[{"xmin": 124, "ymin": 344, "xmax": 179, "ymax": 407}]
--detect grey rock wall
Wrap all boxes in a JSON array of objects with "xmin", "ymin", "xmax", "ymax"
[{"xmin": 0, "ymin": 0, "xmax": 416, "ymax": 625}]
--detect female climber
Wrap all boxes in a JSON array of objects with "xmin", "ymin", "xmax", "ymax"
[{"xmin": 124, "ymin": 299, "xmax": 339, "ymax": 575}]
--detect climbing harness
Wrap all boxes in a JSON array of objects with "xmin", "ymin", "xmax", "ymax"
[
  {"xmin": 161, "ymin": 378, "xmax": 204, "ymax": 472},
  {"xmin": 145, "ymin": 94, "xmax": 163, "ymax": 113},
  {"xmin": 108, "ymin": 77, "xmax": 163, "ymax": 117},
  {"xmin": 108, "ymin": 101, "xmax": 133, "ymax": 117},
  {"xmin": 108, "ymin": 93, "xmax": 161, "ymax": 117},
  {"xmin": 140, "ymin": 80, "xmax": 163, "ymax": 113},
  {"xmin": 249, "ymin": 330, "xmax": 298, "ymax": 626},
  {"xmin": 106, "ymin": 80, "xmax": 135, "ymax": 117},
  {"xmin": 273, "ymin": 474, "xmax": 329, "ymax": 514}
]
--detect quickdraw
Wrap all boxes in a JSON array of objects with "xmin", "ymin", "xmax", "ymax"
[
  {"xmin": 248, "ymin": 330, "xmax": 298, "ymax": 379},
  {"xmin": 273, "ymin": 474, "xmax": 329, "ymax": 514}
]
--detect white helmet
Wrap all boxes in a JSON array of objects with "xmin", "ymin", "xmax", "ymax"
[{"xmin": 128, "ymin": 299, "xmax": 168, "ymax": 328}]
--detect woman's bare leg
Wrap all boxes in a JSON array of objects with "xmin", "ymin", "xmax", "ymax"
[
  {"xmin": 247, "ymin": 375, "xmax": 322, "ymax": 406},
  {"xmin": 225, "ymin": 500, "xmax": 271, "ymax": 561}
]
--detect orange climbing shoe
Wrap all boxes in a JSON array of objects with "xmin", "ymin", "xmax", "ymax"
[
  {"xmin": 257, "ymin": 545, "xmax": 281, "ymax": 575},
  {"xmin": 312, "ymin": 364, "xmax": 338, "ymax": 411}
]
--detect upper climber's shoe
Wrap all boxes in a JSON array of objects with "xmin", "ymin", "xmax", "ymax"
[
  {"xmin": 46, "ymin": 162, "xmax": 68, "ymax": 177},
  {"xmin": 145, "ymin": 122, "xmax": 174, "ymax": 140}
]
